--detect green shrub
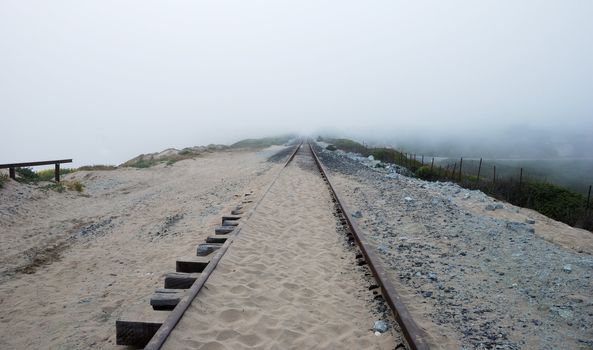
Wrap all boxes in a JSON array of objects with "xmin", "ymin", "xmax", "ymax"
[
  {"xmin": 416, "ymin": 166, "xmax": 437, "ymax": 180},
  {"xmin": 519, "ymin": 182, "xmax": 586, "ymax": 226},
  {"xmin": 15, "ymin": 167, "xmax": 39, "ymax": 182},
  {"xmin": 326, "ymin": 145, "xmax": 337, "ymax": 151},
  {"xmin": 0, "ymin": 173, "xmax": 8, "ymax": 188}
]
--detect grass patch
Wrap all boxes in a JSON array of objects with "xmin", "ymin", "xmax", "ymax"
[
  {"xmin": 40, "ymin": 182, "xmax": 65, "ymax": 193},
  {"xmin": 36, "ymin": 168, "xmax": 76, "ymax": 181},
  {"xmin": 0, "ymin": 173, "xmax": 8, "ymax": 188},
  {"xmin": 64, "ymin": 180, "xmax": 84, "ymax": 192}
]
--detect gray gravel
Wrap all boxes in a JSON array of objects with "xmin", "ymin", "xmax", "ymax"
[{"xmin": 315, "ymin": 144, "xmax": 593, "ymax": 350}]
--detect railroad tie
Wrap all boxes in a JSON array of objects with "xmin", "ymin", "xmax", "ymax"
[
  {"xmin": 221, "ymin": 215, "xmax": 241, "ymax": 224},
  {"xmin": 150, "ymin": 289, "xmax": 186, "ymax": 310},
  {"xmin": 163, "ymin": 272, "xmax": 200, "ymax": 289},
  {"xmin": 222, "ymin": 220, "xmax": 239, "ymax": 226},
  {"xmin": 214, "ymin": 226, "xmax": 235, "ymax": 235},
  {"xmin": 206, "ymin": 235, "xmax": 229, "ymax": 244},
  {"xmin": 176, "ymin": 256, "xmax": 211, "ymax": 273},
  {"xmin": 196, "ymin": 243, "xmax": 222, "ymax": 256},
  {"xmin": 116, "ymin": 306, "xmax": 169, "ymax": 347}
]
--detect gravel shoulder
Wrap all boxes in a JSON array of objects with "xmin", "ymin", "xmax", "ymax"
[{"xmin": 315, "ymin": 144, "xmax": 593, "ymax": 350}]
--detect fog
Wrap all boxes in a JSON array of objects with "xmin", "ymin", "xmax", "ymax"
[{"xmin": 1, "ymin": 1, "xmax": 592, "ymax": 166}]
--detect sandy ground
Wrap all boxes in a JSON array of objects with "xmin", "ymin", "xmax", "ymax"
[
  {"xmin": 0, "ymin": 147, "xmax": 283, "ymax": 349},
  {"xmin": 163, "ymin": 146, "xmax": 401, "ymax": 350}
]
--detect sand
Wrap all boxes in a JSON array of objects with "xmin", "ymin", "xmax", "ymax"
[
  {"xmin": 162, "ymin": 146, "xmax": 401, "ymax": 350},
  {"xmin": 0, "ymin": 148, "xmax": 282, "ymax": 349}
]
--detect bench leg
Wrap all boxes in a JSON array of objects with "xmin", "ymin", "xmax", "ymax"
[
  {"xmin": 55, "ymin": 163, "xmax": 60, "ymax": 182},
  {"xmin": 9, "ymin": 167, "xmax": 15, "ymax": 179}
]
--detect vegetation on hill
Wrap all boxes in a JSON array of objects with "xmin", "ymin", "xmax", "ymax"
[
  {"xmin": 0, "ymin": 173, "xmax": 7, "ymax": 189},
  {"xmin": 78, "ymin": 165, "xmax": 117, "ymax": 171},
  {"xmin": 231, "ymin": 135, "xmax": 296, "ymax": 149},
  {"xmin": 121, "ymin": 145, "xmax": 227, "ymax": 168},
  {"xmin": 320, "ymin": 137, "xmax": 593, "ymax": 232}
]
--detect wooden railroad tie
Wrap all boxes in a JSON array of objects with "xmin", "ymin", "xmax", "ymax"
[
  {"xmin": 214, "ymin": 226, "xmax": 235, "ymax": 235},
  {"xmin": 116, "ymin": 209, "xmax": 244, "ymax": 348},
  {"xmin": 163, "ymin": 272, "xmax": 200, "ymax": 289},
  {"xmin": 206, "ymin": 235, "xmax": 229, "ymax": 244},
  {"xmin": 116, "ymin": 307, "xmax": 169, "ymax": 347},
  {"xmin": 196, "ymin": 243, "xmax": 222, "ymax": 256},
  {"xmin": 150, "ymin": 289, "xmax": 186, "ymax": 310},
  {"xmin": 176, "ymin": 256, "xmax": 211, "ymax": 273}
]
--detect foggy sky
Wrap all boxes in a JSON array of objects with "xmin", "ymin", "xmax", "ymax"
[{"xmin": 1, "ymin": 1, "xmax": 592, "ymax": 166}]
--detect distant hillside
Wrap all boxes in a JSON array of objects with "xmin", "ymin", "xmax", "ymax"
[{"xmin": 231, "ymin": 135, "xmax": 296, "ymax": 149}]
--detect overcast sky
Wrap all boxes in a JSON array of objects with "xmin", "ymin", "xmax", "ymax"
[{"xmin": 1, "ymin": 1, "xmax": 592, "ymax": 166}]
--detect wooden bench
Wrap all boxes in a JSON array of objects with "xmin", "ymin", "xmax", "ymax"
[{"xmin": 0, "ymin": 159, "xmax": 72, "ymax": 182}]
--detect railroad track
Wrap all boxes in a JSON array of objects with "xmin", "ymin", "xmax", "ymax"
[{"xmin": 116, "ymin": 141, "xmax": 428, "ymax": 350}]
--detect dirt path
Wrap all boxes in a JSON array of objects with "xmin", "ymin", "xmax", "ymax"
[{"xmin": 163, "ymin": 146, "xmax": 401, "ymax": 350}]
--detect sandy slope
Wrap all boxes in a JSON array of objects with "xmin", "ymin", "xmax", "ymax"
[
  {"xmin": 0, "ymin": 148, "xmax": 282, "ymax": 349},
  {"xmin": 163, "ymin": 146, "xmax": 401, "ymax": 350}
]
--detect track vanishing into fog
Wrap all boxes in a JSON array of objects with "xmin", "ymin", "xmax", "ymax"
[{"xmin": 117, "ymin": 142, "xmax": 429, "ymax": 350}]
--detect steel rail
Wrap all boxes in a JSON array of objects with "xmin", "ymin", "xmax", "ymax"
[
  {"xmin": 144, "ymin": 141, "xmax": 302, "ymax": 350},
  {"xmin": 308, "ymin": 142, "xmax": 430, "ymax": 350}
]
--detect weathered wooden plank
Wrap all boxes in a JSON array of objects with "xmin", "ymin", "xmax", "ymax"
[
  {"xmin": 196, "ymin": 243, "xmax": 222, "ymax": 256},
  {"xmin": 221, "ymin": 220, "xmax": 239, "ymax": 226},
  {"xmin": 214, "ymin": 226, "xmax": 235, "ymax": 235},
  {"xmin": 116, "ymin": 307, "xmax": 169, "ymax": 347},
  {"xmin": 163, "ymin": 272, "xmax": 200, "ymax": 289},
  {"xmin": 176, "ymin": 256, "xmax": 210, "ymax": 273},
  {"xmin": 0, "ymin": 159, "xmax": 72, "ymax": 169},
  {"xmin": 155, "ymin": 288, "xmax": 187, "ymax": 294},
  {"xmin": 150, "ymin": 291, "xmax": 185, "ymax": 310},
  {"xmin": 205, "ymin": 235, "xmax": 229, "ymax": 244},
  {"xmin": 221, "ymin": 215, "xmax": 241, "ymax": 224},
  {"xmin": 231, "ymin": 209, "xmax": 243, "ymax": 215}
]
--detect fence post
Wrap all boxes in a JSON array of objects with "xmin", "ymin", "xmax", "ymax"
[
  {"xmin": 421, "ymin": 155, "xmax": 424, "ymax": 165},
  {"xmin": 9, "ymin": 167, "xmax": 16, "ymax": 179},
  {"xmin": 55, "ymin": 163, "xmax": 60, "ymax": 182},
  {"xmin": 587, "ymin": 185, "xmax": 591, "ymax": 209},
  {"xmin": 431, "ymin": 158, "xmax": 434, "ymax": 172},
  {"xmin": 452, "ymin": 162, "xmax": 457, "ymax": 180},
  {"xmin": 476, "ymin": 158, "xmax": 482, "ymax": 184},
  {"xmin": 458, "ymin": 157, "xmax": 463, "ymax": 182},
  {"xmin": 519, "ymin": 168, "xmax": 523, "ymax": 189},
  {"xmin": 493, "ymin": 165, "xmax": 496, "ymax": 184}
]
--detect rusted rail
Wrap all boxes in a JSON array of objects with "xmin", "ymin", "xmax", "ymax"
[
  {"xmin": 308, "ymin": 142, "xmax": 430, "ymax": 350},
  {"xmin": 0, "ymin": 159, "xmax": 72, "ymax": 182},
  {"xmin": 143, "ymin": 142, "xmax": 302, "ymax": 350}
]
